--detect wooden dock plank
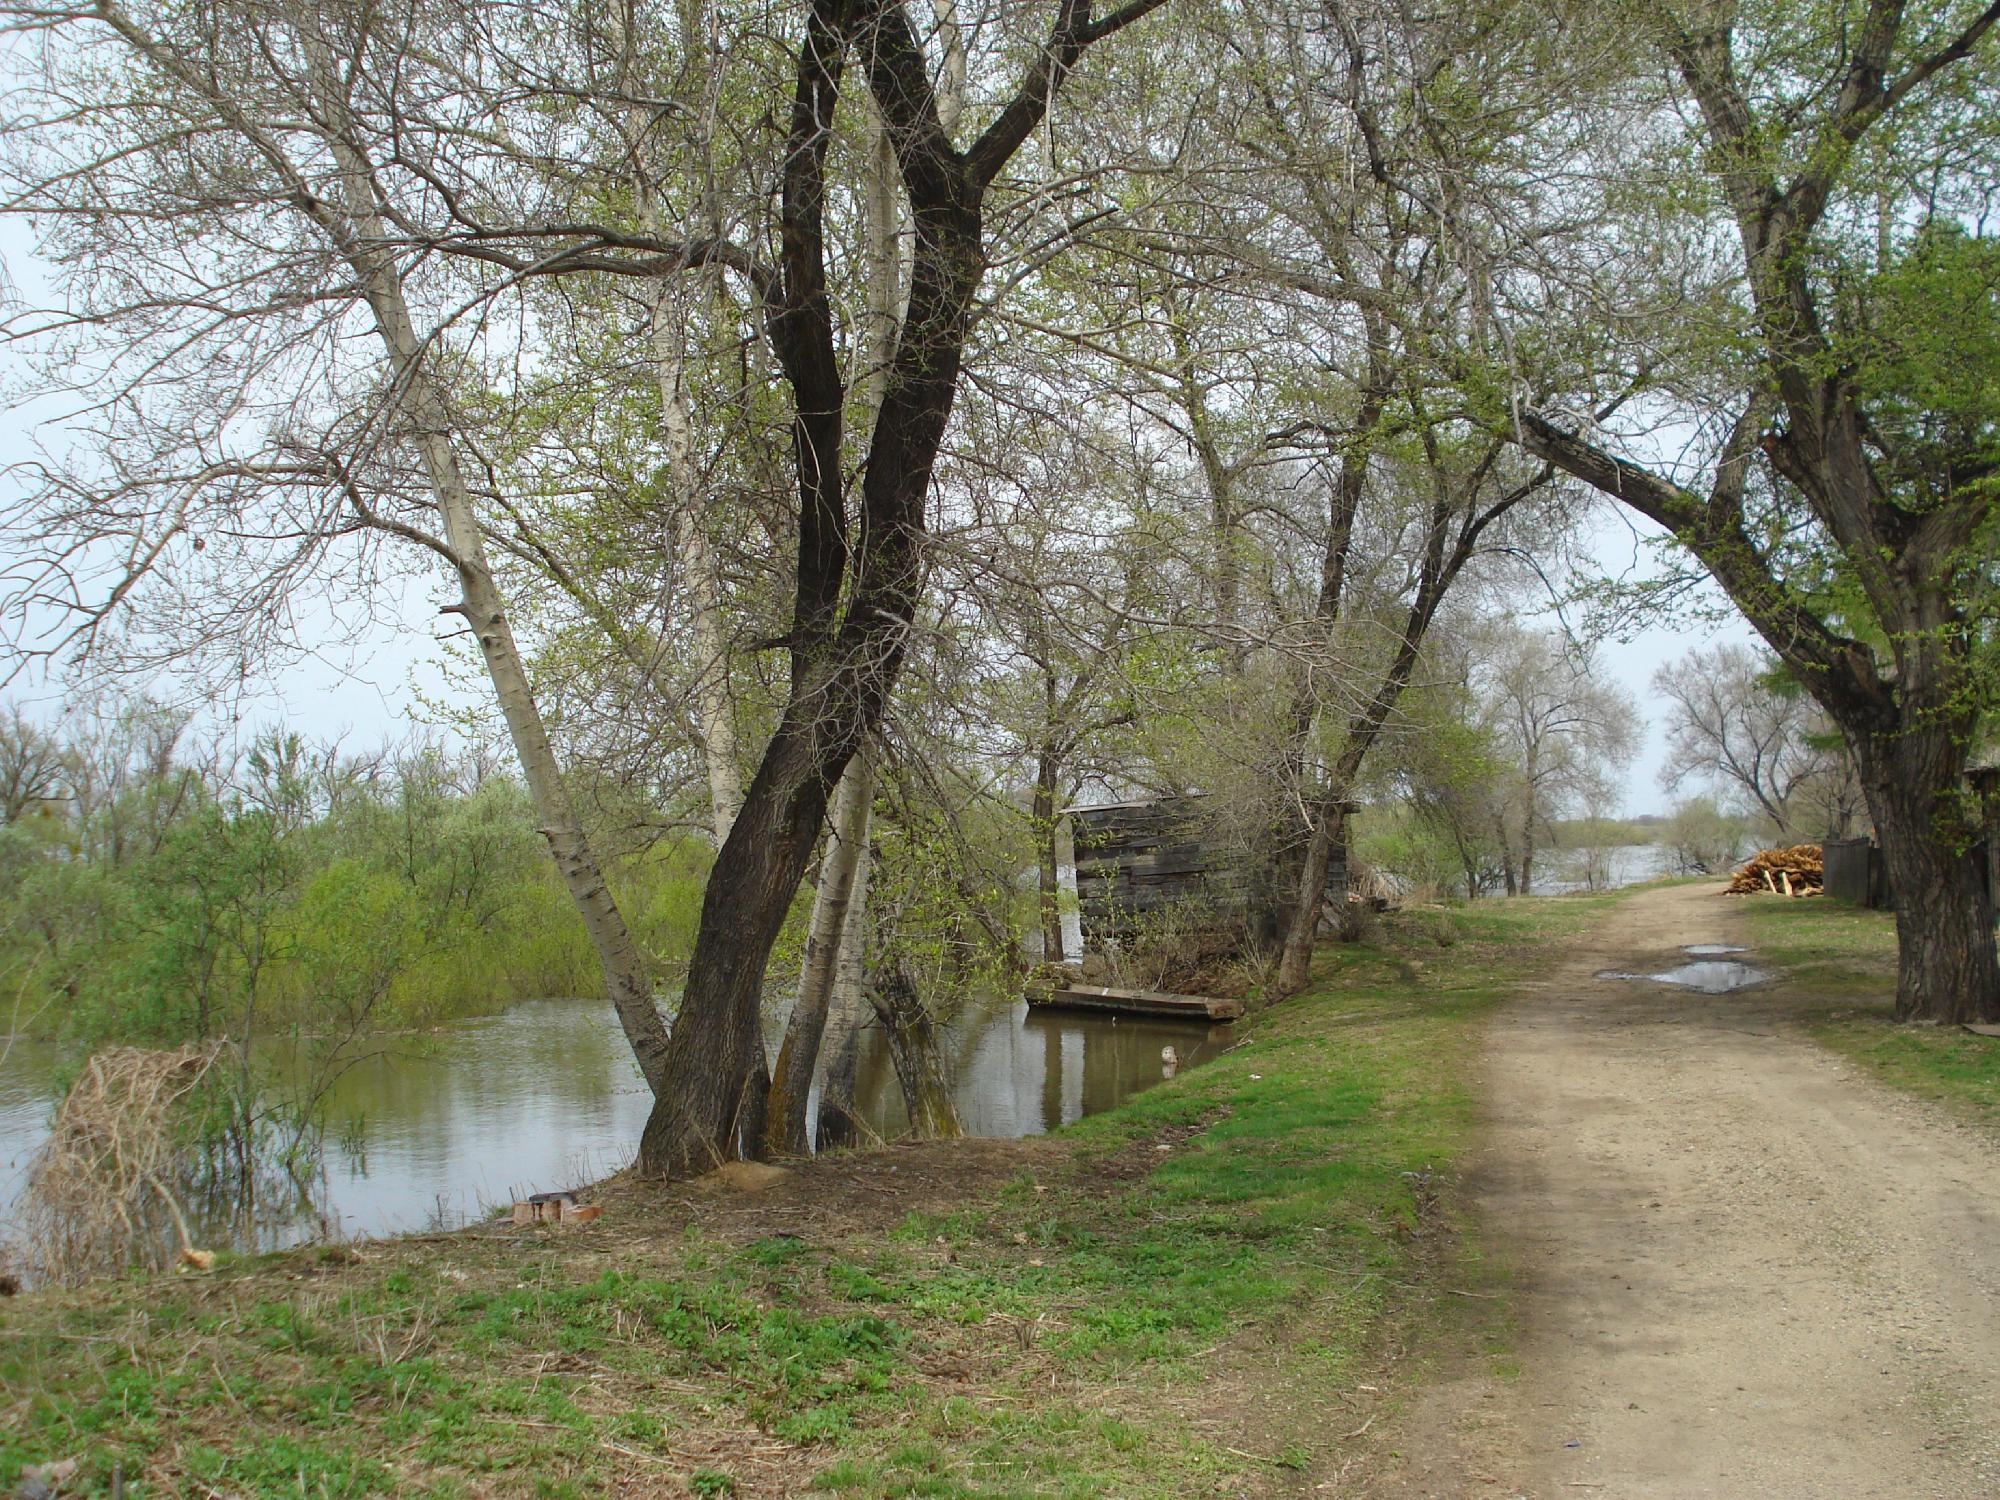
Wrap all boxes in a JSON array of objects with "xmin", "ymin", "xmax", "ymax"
[{"xmin": 1027, "ymin": 985, "xmax": 1244, "ymax": 1022}]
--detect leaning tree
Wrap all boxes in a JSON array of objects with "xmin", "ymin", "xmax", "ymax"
[
  {"xmin": 1517, "ymin": 0, "xmax": 2000, "ymax": 1023},
  {"xmin": 626, "ymin": 0, "xmax": 1177, "ymax": 1174},
  {"xmin": 2, "ymin": 0, "xmax": 1177, "ymax": 1165},
  {"xmin": 0, "ymin": 0, "xmax": 687, "ymax": 1087}
]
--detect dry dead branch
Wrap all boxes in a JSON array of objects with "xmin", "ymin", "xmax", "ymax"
[{"xmin": 20, "ymin": 1044, "xmax": 226, "ymax": 1284}]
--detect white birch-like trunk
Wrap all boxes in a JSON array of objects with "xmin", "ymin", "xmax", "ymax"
[
  {"xmin": 766, "ymin": 751, "xmax": 874, "ymax": 1154},
  {"xmin": 814, "ymin": 813, "xmax": 876, "ymax": 1148},
  {"xmin": 649, "ymin": 293, "xmax": 744, "ymax": 843},
  {"xmin": 307, "ymin": 49, "xmax": 672, "ymax": 1090}
]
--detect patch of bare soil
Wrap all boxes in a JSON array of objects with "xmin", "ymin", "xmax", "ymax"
[
  {"xmin": 1357, "ymin": 881, "xmax": 2000, "ymax": 1500},
  {"xmin": 532, "ymin": 1134, "xmax": 1065, "ymax": 1254}
]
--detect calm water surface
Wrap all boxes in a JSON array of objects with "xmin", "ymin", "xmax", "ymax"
[
  {"xmin": 1538, "ymin": 843, "xmax": 1669, "ymax": 894},
  {"xmin": 0, "ymin": 994, "xmax": 1230, "ymax": 1252}
]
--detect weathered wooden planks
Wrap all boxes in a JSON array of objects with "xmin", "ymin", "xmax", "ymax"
[
  {"xmin": 1066, "ymin": 793, "xmax": 1353, "ymax": 947},
  {"xmin": 1027, "ymin": 984, "xmax": 1244, "ymax": 1021}
]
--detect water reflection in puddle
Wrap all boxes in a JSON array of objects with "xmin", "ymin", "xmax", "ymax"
[
  {"xmin": 1683, "ymin": 944, "xmax": 1746, "ymax": 957},
  {"xmin": 1596, "ymin": 960, "xmax": 1773, "ymax": 993}
]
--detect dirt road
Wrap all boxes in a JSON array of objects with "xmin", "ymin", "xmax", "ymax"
[{"xmin": 1370, "ymin": 881, "xmax": 2000, "ymax": 1500}]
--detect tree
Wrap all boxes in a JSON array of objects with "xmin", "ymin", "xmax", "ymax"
[
  {"xmin": 1480, "ymin": 627, "xmax": 1637, "ymax": 896},
  {"xmin": 1654, "ymin": 644, "xmax": 1863, "ymax": 840},
  {"xmin": 1662, "ymin": 794, "xmax": 1754, "ymax": 877},
  {"xmin": 611, "ymin": 0, "xmax": 1173, "ymax": 1174},
  {"xmin": 1516, "ymin": 0, "xmax": 2000, "ymax": 1022},
  {"xmin": 0, "ymin": 708, "xmax": 67, "ymax": 825},
  {"xmin": 1384, "ymin": 674, "xmax": 1516, "ymax": 899},
  {"xmin": 0, "ymin": 0, "xmax": 677, "ymax": 1092},
  {"xmin": 1216, "ymin": 0, "xmax": 1589, "ymax": 991}
]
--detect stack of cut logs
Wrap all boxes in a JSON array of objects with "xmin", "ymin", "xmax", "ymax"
[{"xmin": 1725, "ymin": 845, "xmax": 1824, "ymax": 897}]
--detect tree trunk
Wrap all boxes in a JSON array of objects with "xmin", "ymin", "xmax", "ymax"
[
  {"xmin": 645, "ymin": 293, "xmax": 745, "ymax": 846},
  {"xmin": 1517, "ymin": 741, "xmax": 1540, "ymax": 896},
  {"xmin": 1033, "ymin": 751, "xmax": 1064, "ymax": 964},
  {"xmin": 313, "ymin": 80, "xmax": 673, "ymax": 1096},
  {"xmin": 450, "ymin": 536, "xmax": 673, "ymax": 1093},
  {"xmin": 815, "ymin": 821, "xmax": 876, "ymax": 1151},
  {"xmin": 765, "ymin": 752, "xmax": 874, "ymax": 1155},
  {"xmin": 635, "ymin": 710, "xmax": 839, "ymax": 1176},
  {"xmin": 1274, "ymin": 804, "xmax": 1343, "ymax": 996},
  {"xmin": 871, "ymin": 962, "xmax": 961, "ymax": 1140},
  {"xmin": 1857, "ymin": 729, "xmax": 2000, "ymax": 1025}
]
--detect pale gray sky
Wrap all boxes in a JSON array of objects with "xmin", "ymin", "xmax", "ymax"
[{"xmin": 1553, "ymin": 506, "xmax": 1761, "ymax": 815}]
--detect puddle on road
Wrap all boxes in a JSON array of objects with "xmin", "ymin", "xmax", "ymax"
[
  {"xmin": 1595, "ymin": 960, "xmax": 1773, "ymax": 994},
  {"xmin": 1683, "ymin": 944, "xmax": 1746, "ymax": 957}
]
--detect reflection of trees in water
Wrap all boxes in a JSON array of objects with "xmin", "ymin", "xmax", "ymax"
[
  {"xmin": 4, "ymin": 1000, "xmax": 1236, "ymax": 1266},
  {"xmin": 316, "ymin": 1002, "xmax": 639, "ymax": 1150},
  {"xmin": 850, "ymin": 996, "xmax": 1230, "ymax": 1140}
]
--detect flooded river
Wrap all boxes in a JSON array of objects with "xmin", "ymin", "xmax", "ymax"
[{"xmin": 0, "ymin": 993, "xmax": 1230, "ymax": 1253}]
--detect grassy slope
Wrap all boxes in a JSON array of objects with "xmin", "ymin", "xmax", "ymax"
[
  {"xmin": 1740, "ymin": 897, "xmax": 2000, "ymax": 1129},
  {"xmin": 1, "ymin": 896, "xmax": 1619, "ymax": 1500}
]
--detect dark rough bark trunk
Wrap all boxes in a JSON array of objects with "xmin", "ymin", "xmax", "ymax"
[
  {"xmin": 1855, "ymin": 729, "xmax": 2000, "ymax": 1025},
  {"xmin": 1034, "ymin": 752, "xmax": 1063, "ymax": 964},
  {"xmin": 636, "ymin": 720, "xmax": 830, "ymax": 1175},
  {"xmin": 1274, "ymin": 805, "xmax": 1343, "ymax": 995},
  {"xmin": 636, "ymin": 5, "xmax": 961, "ymax": 1178}
]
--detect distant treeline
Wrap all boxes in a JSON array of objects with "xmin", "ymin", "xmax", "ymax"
[{"xmin": 0, "ymin": 701, "xmax": 714, "ymax": 1052}]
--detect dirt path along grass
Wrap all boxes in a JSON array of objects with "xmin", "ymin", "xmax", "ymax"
[{"xmin": 1368, "ymin": 881, "xmax": 2000, "ymax": 1500}]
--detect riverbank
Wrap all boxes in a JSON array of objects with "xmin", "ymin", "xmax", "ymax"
[{"xmin": 1, "ymin": 893, "xmax": 1623, "ymax": 1498}]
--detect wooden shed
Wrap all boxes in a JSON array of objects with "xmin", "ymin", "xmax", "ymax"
[
  {"xmin": 1065, "ymin": 794, "xmax": 1348, "ymax": 949},
  {"xmin": 1824, "ymin": 759, "xmax": 2000, "ymax": 912}
]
